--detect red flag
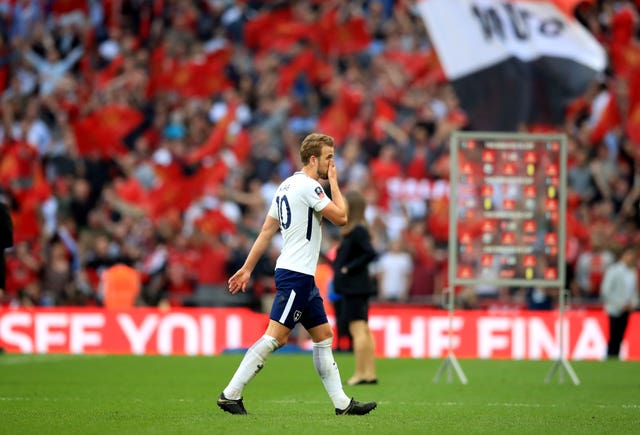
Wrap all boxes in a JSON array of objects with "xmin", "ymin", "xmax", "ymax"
[
  {"xmin": 317, "ymin": 86, "xmax": 363, "ymax": 145},
  {"xmin": 147, "ymin": 169, "xmax": 195, "ymax": 220},
  {"xmin": 610, "ymin": 6, "xmax": 637, "ymax": 45},
  {"xmin": 73, "ymin": 105, "xmax": 143, "ymax": 157},
  {"xmin": 115, "ymin": 163, "xmax": 225, "ymax": 220},
  {"xmin": 187, "ymin": 104, "xmax": 237, "ymax": 164},
  {"xmin": 0, "ymin": 141, "xmax": 40, "ymax": 189},
  {"xmin": 148, "ymin": 53, "xmax": 177, "ymax": 96},
  {"xmin": 51, "ymin": 0, "xmax": 88, "ymax": 15},
  {"xmin": 277, "ymin": 50, "xmax": 332, "ymax": 95},
  {"xmin": 175, "ymin": 49, "xmax": 233, "ymax": 97},
  {"xmin": 626, "ymin": 103, "xmax": 640, "ymax": 144},
  {"xmin": 629, "ymin": 65, "xmax": 640, "ymax": 111},
  {"xmin": 317, "ymin": 99, "xmax": 353, "ymax": 146},
  {"xmin": 30, "ymin": 164, "xmax": 52, "ymax": 204},
  {"xmin": 145, "ymin": 163, "xmax": 224, "ymax": 221},
  {"xmin": 95, "ymin": 55, "xmax": 124, "ymax": 90},
  {"xmin": 0, "ymin": 64, "xmax": 8, "ymax": 92},
  {"xmin": 244, "ymin": 8, "xmax": 295, "ymax": 51},
  {"xmin": 6, "ymin": 158, "xmax": 51, "ymax": 243},
  {"xmin": 0, "ymin": 147, "xmax": 20, "ymax": 184},
  {"xmin": 610, "ymin": 42, "xmax": 640, "ymax": 79},
  {"xmin": 317, "ymin": 9, "xmax": 371, "ymax": 56},
  {"xmin": 150, "ymin": 48, "xmax": 232, "ymax": 98},
  {"xmin": 194, "ymin": 209, "xmax": 236, "ymax": 236},
  {"xmin": 262, "ymin": 21, "xmax": 317, "ymax": 53},
  {"xmin": 149, "ymin": 45, "xmax": 169, "ymax": 78},
  {"xmin": 114, "ymin": 177, "xmax": 148, "ymax": 208},
  {"xmin": 227, "ymin": 129, "xmax": 251, "ymax": 163},
  {"xmin": 589, "ymin": 93, "xmax": 622, "ymax": 145},
  {"xmin": 199, "ymin": 159, "xmax": 229, "ymax": 197},
  {"xmin": 383, "ymin": 50, "xmax": 446, "ymax": 86},
  {"xmin": 243, "ymin": 7, "xmax": 319, "ymax": 53},
  {"xmin": 10, "ymin": 207, "xmax": 39, "ymax": 243}
]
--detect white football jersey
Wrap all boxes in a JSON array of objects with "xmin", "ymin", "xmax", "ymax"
[{"xmin": 268, "ymin": 172, "xmax": 331, "ymax": 275}]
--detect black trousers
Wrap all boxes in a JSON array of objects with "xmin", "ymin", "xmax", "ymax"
[
  {"xmin": 1, "ymin": 201, "xmax": 12, "ymax": 291},
  {"xmin": 607, "ymin": 311, "xmax": 630, "ymax": 357},
  {"xmin": 0, "ymin": 250, "xmax": 5, "ymax": 291}
]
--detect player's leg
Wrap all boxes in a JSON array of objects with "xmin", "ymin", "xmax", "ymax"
[
  {"xmin": 306, "ymin": 322, "xmax": 349, "ymax": 407},
  {"xmin": 345, "ymin": 295, "xmax": 376, "ymax": 385},
  {"xmin": 218, "ymin": 274, "xmax": 301, "ymax": 414},
  {"xmin": 306, "ymin": 323, "xmax": 350, "ymax": 408},
  {"xmin": 304, "ymin": 288, "xmax": 376, "ymax": 415},
  {"xmin": 347, "ymin": 320, "xmax": 377, "ymax": 385},
  {"xmin": 607, "ymin": 314, "xmax": 623, "ymax": 358},
  {"xmin": 221, "ymin": 320, "xmax": 289, "ymax": 400}
]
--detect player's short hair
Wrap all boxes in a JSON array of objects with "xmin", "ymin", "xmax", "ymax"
[{"xmin": 300, "ymin": 133, "xmax": 334, "ymax": 165}]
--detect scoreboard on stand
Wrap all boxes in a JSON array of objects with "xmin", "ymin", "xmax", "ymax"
[{"xmin": 448, "ymin": 132, "xmax": 567, "ymax": 288}]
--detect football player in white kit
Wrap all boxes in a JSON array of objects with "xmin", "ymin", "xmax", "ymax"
[{"xmin": 217, "ymin": 133, "xmax": 377, "ymax": 416}]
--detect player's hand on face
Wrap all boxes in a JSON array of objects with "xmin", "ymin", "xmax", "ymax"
[
  {"xmin": 328, "ymin": 161, "xmax": 338, "ymax": 182},
  {"xmin": 228, "ymin": 269, "xmax": 250, "ymax": 294}
]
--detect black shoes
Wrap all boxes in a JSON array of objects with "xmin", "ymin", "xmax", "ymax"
[
  {"xmin": 347, "ymin": 378, "xmax": 378, "ymax": 386},
  {"xmin": 335, "ymin": 398, "xmax": 377, "ymax": 415},
  {"xmin": 217, "ymin": 393, "xmax": 247, "ymax": 415},
  {"xmin": 218, "ymin": 392, "xmax": 376, "ymax": 416}
]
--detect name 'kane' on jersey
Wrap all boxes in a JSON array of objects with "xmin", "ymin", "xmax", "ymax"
[{"xmin": 268, "ymin": 172, "xmax": 331, "ymax": 276}]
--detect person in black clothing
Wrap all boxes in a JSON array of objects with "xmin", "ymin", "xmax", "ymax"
[
  {"xmin": 0, "ymin": 192, "xmax": 13, "ymax": 301},
  {"xmin": 333, "ymin": 190, "xmax": 378, "ymax": 385}
]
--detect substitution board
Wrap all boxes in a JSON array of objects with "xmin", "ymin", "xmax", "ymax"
[{"xmin": 448, "ymin": 131, "xmax": 567, "ymax": 288}]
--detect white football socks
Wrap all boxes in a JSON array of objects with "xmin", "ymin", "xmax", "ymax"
[
  {"xmin": 313, "ymin": 337, "xmax": 351, "ymax": 410},
  {"xmin": 223, "ymin": 334, "xmax": 280, "ymax": 400}
]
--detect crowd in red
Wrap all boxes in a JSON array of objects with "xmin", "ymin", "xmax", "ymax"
[{"xmin": 0, "ymin": 0, "xmax": 639, "ymax": 310}]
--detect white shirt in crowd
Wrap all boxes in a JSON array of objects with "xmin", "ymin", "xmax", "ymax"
[
  {"xmin": 600, "ymin": 260, "xmax": 639, "ymax": 316},
  {"xmin": 375, "ymin": 246, "xmax": 413, "ymax": 301}
]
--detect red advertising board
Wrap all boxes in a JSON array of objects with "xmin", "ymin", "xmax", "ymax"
[{"xmin": 0, "ymin": 307, "xmax": 638, "ymax": 360}]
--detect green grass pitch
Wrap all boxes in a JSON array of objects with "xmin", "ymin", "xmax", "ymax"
[{"xmin": 1, "ymin": 353, "xmax": 639, "ymax": 434}]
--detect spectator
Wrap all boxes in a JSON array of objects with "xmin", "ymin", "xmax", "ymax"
[
  {"xmin": 575, "ymin": 233, "xmax": 615, "ymax": 300},
  {"xmin": 40, "ymin": 238, "xmax": 74, "ymax": 305},
  {"xmin": 600, "ymin": 246, "xmax": 639, "ymax": 359},
  {"xmin": 322, "ymin": 231, "xmax": 351, "ymax": 352},
  {"xmin": 0, "ymin": 190, "xmax": 12, "ymax": 303},
  {"xmin": 23, "ymin": 44, "xmax": 84, "ymax": 96},
  {"xmin": 333, "ymin": 190, "xmax": 378, "ymax": 385},
  {"xmin": 375, "ymin": 237, "xmax": 413, "ymax": 302},
  {"xmin": 568, "ymin": 147, "xmax": 597, "ymax": 203},
  {"xmin": 4, "ymin": 239, "xmax": 41, "ymax": 306},
  {"xmin": 525, "ymin": 287, "xmax": 555, "ymax": 311},
  {"xmin": 404, "ymin": 220, "xmax": 440, "ymax": 302}
]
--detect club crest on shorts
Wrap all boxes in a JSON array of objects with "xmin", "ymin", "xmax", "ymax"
[{"xmin": 293, "ymin": 310, "xmax": 302, "ymax": 321}]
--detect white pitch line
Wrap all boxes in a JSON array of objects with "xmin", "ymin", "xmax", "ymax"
[
  {"xmin": 272, "ymin": 400, "xmax": 639, "ymax": 409},
  {"xmin": 0, "ymin": 397, "xmax": 83, "ymax": 401},
  {"xmin": 0, "ymin": 354, "xmax": 106, "ymax": 365},
  {"xmin": 0, "ymin": 397, "xmax": 638, "ymax": 409},
  {"xmin": 487, "ymin": 402, "xmax": 549, "ymax": 408}
]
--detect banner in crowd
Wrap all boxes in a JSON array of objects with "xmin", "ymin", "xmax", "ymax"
[
  {"xmin": 416, "ymin": 0, "xmax": 606, "ymax": 130},
  {"xmin": 1, "ymin": 307, "xmax": 638, "ymax": 360}
]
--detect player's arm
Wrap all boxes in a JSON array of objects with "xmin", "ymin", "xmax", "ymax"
[
  {"xmin": 228, "ymin": 215, "xmax": 280, "ymax": 294},
  {"xmin": 320, "ymin": 162, "xmax": 347, "ymax": 226}
]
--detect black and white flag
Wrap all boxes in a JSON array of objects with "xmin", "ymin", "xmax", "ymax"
[{"xmin": 416, "ymin": 0, "xmax": 606, "ymax": 131}]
